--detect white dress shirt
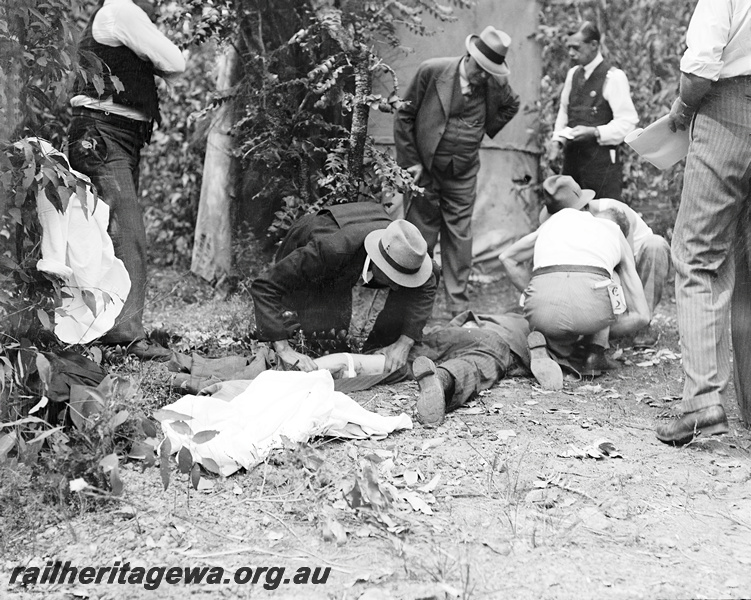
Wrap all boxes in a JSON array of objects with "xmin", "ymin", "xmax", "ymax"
[
  {"xmin": 553, "ymin": 52, "xmax": 639, "ymax": 146},
  {"xmin": 70, "ymin": 0, "xmax": 186, "ymax": 120},
  {"xmin": 681, "ymin": 0, "xmax": 751, "ymax": 80}
]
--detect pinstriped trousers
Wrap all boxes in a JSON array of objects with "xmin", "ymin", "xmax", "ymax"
[{"xmin": 672, "ymin": 77, "xmax": 751, "ymax": 413}]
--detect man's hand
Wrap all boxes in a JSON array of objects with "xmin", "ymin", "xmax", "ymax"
[
  {"xmin": 569, "ymin": 125, "xmax": 598, "ymax": 143},
  {"xmin": 406, "ymin": 164, "xmax": 423, "ymax": 183},
  {"xmin": 667, "ymin": 97, "xmax": 695, "ymax": 132},
  {"xmin": 546, "ymin": 139, "xmax": 562, "ymax": 163},
  {"xmin": 376, "ymin": 335, "xmax": 415, "ymax": 373},
  {"xmin": 273, "ymin": 340, "xmax": 318, "ymax": 372}
]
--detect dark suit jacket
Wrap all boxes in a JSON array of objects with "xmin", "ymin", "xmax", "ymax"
[
  {"xmin": 250, "ymin": 203, "xmax": 438, "ymax": 346},
  {"xmin": 393, "ymin": 56, "xmax": 520, "ymax": 170}
]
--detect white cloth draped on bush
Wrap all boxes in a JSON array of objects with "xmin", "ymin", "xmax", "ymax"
[{"xmin": 32, "ymin": 138, "xmax": 130, "ymax": 344}]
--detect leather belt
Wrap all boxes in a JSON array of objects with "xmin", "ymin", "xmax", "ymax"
[
  {"xmin": 72, "ymin": 107, "xmax": 153, "ymax": 142},
  {"xmin": 532, "ymin": 264, "xmax": 610, "ymax": 279}
]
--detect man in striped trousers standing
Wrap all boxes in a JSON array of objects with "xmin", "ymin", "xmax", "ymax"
[{"xmin": 659, "ymin": 0, "xmax": 751, "ymax": 444}]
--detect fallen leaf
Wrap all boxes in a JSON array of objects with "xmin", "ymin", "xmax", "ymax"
[
  {"xmin": 402, "ymin": 470, "xmax": 419, "ymax": 486},
  {"xmin": 524, "ymin": 400, "xmax": 538, "ymax": 406},
  {"xmin": 418, "ymin": 474, "xmax": 441, "ymax": 493},
  {"xmin": 322, "ymin": 519, "xmax": 348, "ymax": 545},
  {"xmin": 153, "ymin": 409, "xmax": 193, "ymax": 422},
  {"xmin": 421, "ymin": 437, "xmax": 444, "ymax": 451},
  {"xmin": 402, "ymin": 491, "xmax": 432, "ymax": 514},
  {"xmin": 482, "ymin": 539, "xmax": 512, "ymax": 556},
  {"xmin": 197, "ymin": 478, "xmax": 214, "ymax": 491},
  {"xmin": 597, "ymin": 439, "xmax": 623, "ymax": 458}
]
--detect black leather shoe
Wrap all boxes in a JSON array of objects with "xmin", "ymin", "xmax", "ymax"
[
  {"xmin": 581, "ymin": 344, "xmax": 616, "ymax": 376},
  {"xmin": 527, "ymin": 331, "xmax": 563, "ymax": 390},
  {"xmin": 655, "ymin": 405, "xmax": 729, "ymax": 446},
  {"xmin": 126, "ymin": 339, "xmax": 172, "ymax": 362},
  {"xmin": 633, "ymin": 325, "xmax": 658, "ymax": 349},
  {"xmin": 412, "ymin": 356, "xmax": 446, "ymax": 427}
]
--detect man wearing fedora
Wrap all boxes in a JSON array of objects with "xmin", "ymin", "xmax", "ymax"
[
  {"xmin": 500, "ymin": 175, "xmax": 669, "ymax": 348},
  {"xmin": 500, "ymin": 175, "xmax": 650, "ymax": 375},
  {"xmin": 393, "ymin": 25, "xmax": 520, "ymax": 317},
  {"xmin": 250, "ymin": 203, "xmax": 437, "ymax": 373},
  {"xmin": 548, "ymin": 21, "xmax": 638, "ymax": 200}
]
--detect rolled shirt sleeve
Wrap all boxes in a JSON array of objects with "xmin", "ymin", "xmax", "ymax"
[
  {"xmin": 680, "ymin": 0, "xmax": 740, "ymax": 81},
  {"xmin": 597, "ymin": 68, "xmax": 639, "ymax": 146}
]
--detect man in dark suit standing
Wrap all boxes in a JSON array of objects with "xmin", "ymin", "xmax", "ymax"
[
  {"xmin": 393, "ymin": 26, "xmax": 520, "ymax": 316},
  {"xmin": 250, "ymin": 203, "xmax": 437, "ymax": 373}
]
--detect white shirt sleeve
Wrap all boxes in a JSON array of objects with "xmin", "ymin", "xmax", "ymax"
[
  {"xmin": 680, "ymin": 0, "xmax": 730, "ymax": 80},
  {"xmin": 92, "ymin": 1, "xmax": 186, "ymax": 78},
  {"xmin": 598, "ymin": 68, "xmax": 639, "ymax": 146}
]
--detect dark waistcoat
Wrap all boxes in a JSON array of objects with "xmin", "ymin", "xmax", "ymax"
[
  {"xmin": 433, "ymin": 74, "xmax": 486, "ymax": 175},
  {"xmin": 567, "ymin": 61, "xmax": 613, "ymax": 129},
  {"xmin": 73, "ymin": 8, "xmax": 161, "ymax": 123}
]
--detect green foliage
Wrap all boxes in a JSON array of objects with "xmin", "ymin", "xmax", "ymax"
[
  {"xmin": 0, "ymin": 0, "xmax": 94, "ymax": 144},
  {"xmin": 535, "ymin": 0, "xmax": 695, "ymax": 237},
  {"xmin": 0, "ymin": 370, "xmax": 157, "ymax": 549}
]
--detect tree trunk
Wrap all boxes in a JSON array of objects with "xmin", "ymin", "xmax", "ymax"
[
  {"xmin": 347, "ymin": 44, "xmax": 371, "ymax": 204},
  {"xmin": 191, "ymin": 46, "xmax": 238, "ymax": 282}
]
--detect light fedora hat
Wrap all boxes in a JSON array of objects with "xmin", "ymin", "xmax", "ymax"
[
  {"xmin": 465, "ymin": 26, "xmax": 511, "ymax": 77},
  {"xmin": 364, "ymin": 220, "xmax": 433, "ymax": 288},
  {"xmin": 539, "ymin": 174, "xmax": 596, "ymax": 223}
]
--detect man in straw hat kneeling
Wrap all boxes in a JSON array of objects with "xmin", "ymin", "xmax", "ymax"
[
  {"xmin": 250, "ymin": 203, "xmax": 437, "ymax": 373},
  {"xmin": 500, "ymin": 175, "xmax": 650, "ymax": 378},
  {"xmin": 394, "ymin": 25, "xmax": 520, "ymax": 317}
]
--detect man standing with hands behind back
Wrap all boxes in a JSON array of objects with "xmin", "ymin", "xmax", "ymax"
[
  {"xmin": 549, "ymin": 21, "xmax": 638, "ymax": 200},
  {"xmin": 393, "ymin": 26, "xmax": 520, "ymax": 316},
  {"xmin": 659, "ymin": 0, "xmax": 751, "ymax": 445},
  {"xmin": 67, "ymin": 0, "xmax": 185, "ymax": 360}
]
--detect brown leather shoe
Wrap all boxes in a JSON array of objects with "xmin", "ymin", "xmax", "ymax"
[
  {"xmin": 655, "ymin": 405, "xmax": 729, "ymax": 446},
  {"xmin": 527, "ymin": 331, "xmax": 563, "ymax": 390},
  {"xmin": 412, "ymin": 356, "xmax": 446, "ymax": 427}
]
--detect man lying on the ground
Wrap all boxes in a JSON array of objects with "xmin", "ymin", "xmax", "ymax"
[
  {"xmin": 184, "ymin": 310, "xmax": 560, "ymax": 428},
  {"xmin": 250, "ymin": 203, "xmax": 437, "ymax": 373},
  {"xmin": 499, "ymin": 175, "xmax": 669, "ymax": 347}
]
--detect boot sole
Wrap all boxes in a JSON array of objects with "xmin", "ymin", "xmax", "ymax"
[
  {"xmin": 527, "ymin": 332, "xmax": 563, "ymax": 390},
  {"xmin": 413, "ymin": 357, "xmax": 445, "ymax": 426}
]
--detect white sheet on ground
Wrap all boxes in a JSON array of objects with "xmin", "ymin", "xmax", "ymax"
[{"xmin": 159, "ymin": 369, "xmax": 412, "ymax": 476}]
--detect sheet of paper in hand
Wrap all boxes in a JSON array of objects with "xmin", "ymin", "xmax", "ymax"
[{"xmin": 625, "ymin": 114, "xmax": 690, "ymax": 170}]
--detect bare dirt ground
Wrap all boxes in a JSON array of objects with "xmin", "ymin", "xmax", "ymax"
[{"xmin": 3, "ymin": 267, "xmax": 751, "ymax": 600}]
